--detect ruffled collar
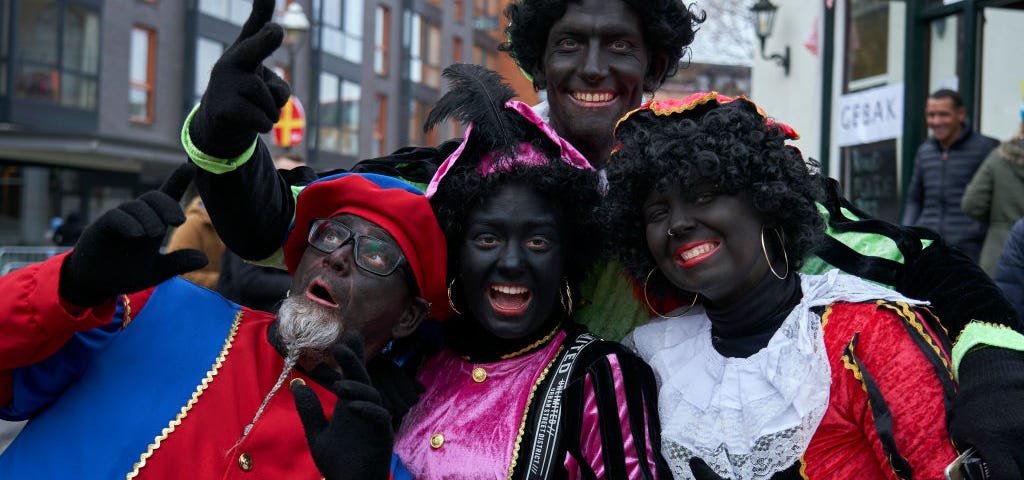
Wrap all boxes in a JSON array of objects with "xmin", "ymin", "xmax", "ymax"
[{"xmin": 629, "ymin": 271, "xmax": 921, "ymax": 479}]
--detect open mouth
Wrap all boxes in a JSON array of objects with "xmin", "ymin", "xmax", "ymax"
[
  {"xmin": 571, "ymin": 91, "xmax": 617, "ymax": 106},
  {"xmin": 305, "ymin": 279, "xmax": 339, "ymax": 308},
  {"xmin": 674, "ymin": 241, "xmax": 721, "ymax": 267},
  {"xmin": 488, "ymin": 284, "xmax": 532, "ymax": 316}
]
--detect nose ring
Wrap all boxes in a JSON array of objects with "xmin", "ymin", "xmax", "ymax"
[{"xmin": 667, "ymin": 228, "xmax": 676, "ymax": 238}]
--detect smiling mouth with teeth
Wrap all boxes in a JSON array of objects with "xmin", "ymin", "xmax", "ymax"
[
  {"xmin": 681, "ymin": 243, "xmax": 716, "ymax": 261},
  {"xmin": 675, "ymin": 241, "xmax": 721, "ymax": 267},
  {"xmin": 488, "ymin": 284, "xmax": 532, "ymax": 316},
  {"xmin": 572, "ymin": 91, "xmax": 615, "ymax": 103},
  {"xmin": 305, "ymin": 280, "xmax": 339, "ymax": 308}
]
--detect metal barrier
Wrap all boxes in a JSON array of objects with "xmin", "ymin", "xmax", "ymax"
[{"xmin": 0, "ymin": 246, "xmax": 71, "ymax": 275}]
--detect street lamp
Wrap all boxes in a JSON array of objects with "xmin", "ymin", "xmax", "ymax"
[
  {"xmin": 750, "ymin": 0, "xmax": 790, "ymax": 76},
  {"xmin": 280, "ymin": 2, "xmax": 311, "ymax": 51},
  {"xmin": 278, "ymin": 2, "xmax": 310, "ymax": 151}
]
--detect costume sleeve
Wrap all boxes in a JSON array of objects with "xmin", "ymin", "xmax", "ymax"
[
  {"xmin": 0, "ymin": 253, "xmax": 116, "ymax": 370},
  {"xmin": 898, "ymin": 239, "xmax": 1023, "ymax": 336},
  {"xmin": 191, "ymin": 136, "xmax": 314, "ymax": 262},
  {"xmin": 960, "ymin": 153, "xmax": 996, "ymax": 223},
  {"xmin": 901, "ymin": 159, "xmax": 924, "ymax": 226},
  {"xmin": 563, "ymin": 349, "xmax": 669, "ymax": 479},
  {"xmin": 0, "ymin": 253, "xmax": 144, "ymax": 420},
  {"xmin": 804, "ymin": 303, "xmax": 956, "ymax": 480}
]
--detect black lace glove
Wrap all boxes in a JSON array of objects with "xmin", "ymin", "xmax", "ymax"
[
  {"xmin": 291, "ymin": 333, "xmax": 393, "ymax": 480},
  {"xmin": 188, "ymin": 0, "xmax": 290, "ymax": 159},
  {"xmin": 950, "ymin": 347, "xmax": 1024, "ymax": 480},
  {"xmin": 367, "ymin": 354, "xmax": 424, "ymax": 425},
  {"xmin": 58, "ymin": 163, "xmax": 208, "ymax": 307}
]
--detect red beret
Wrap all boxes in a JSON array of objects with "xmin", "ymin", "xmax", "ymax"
[{"xmin": 283, "ymin": 173, "xmax": 451, "ymax": 320}]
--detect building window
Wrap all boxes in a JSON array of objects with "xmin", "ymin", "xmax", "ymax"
[
  {"xmin": 472, "ymin": 0, "xmax": 497, "ymax": 30},
  {"xmin": 845, "ymin": 0, "xmax": 889, "ymax": 91},
  {"xmin": 454, "ymin": 0, "xmax": 464, "ymax": 24},
  {"xmin": 129, "ymin": 26, "xmax": 156, "ymax": 124},
  {"xmin": 15, "ymin": 0, "xmax": 100, "ymax": 109},
  {"xmin": 404, "ymin": 13, "xmax": 440, "ymax": 88},
  {"xmin": 322, "ymin": 0, "xmax": 363, "ymax": 63},
  {"xmin": 407, "ymin": 99, "xmax": 438, "ymax": 147},
  {"xmin": 198, "ymin": 0, "xmax": 252, "ymax": 25},
  {"xmin": 452, "ymin": 36, "xmax": 463, "ymax": 63},
  {"xmin": 319, "ymin": 72, "xmax": 360, "ymax": 156},
  {"xmin": 374, "ymin": 6, "xmax": 390, "ymax": 76},
  {"xmin": 194, "ymin": 37, "xmax": 224, "ymax": 104},
  {"xmin": 472, "ymin": 45, "xmax": 494, "ymax": 70},
  {"xmin": 373, "ymin": 94, "xmax": 387, "ymax": 157},
  {"xmin": 425, "ymin": 25, "xmax": 441, "ymax": 87}
]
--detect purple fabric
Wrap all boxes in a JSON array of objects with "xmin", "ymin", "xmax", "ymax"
[
  {"xmin": 424, "ymin": 100, "xmax": 593, "ymax": 199},
  {"xmin": 394, "ymin": 331, "xmax": 566, "ymax": 478},
  {"xmin": 564, "ymin": 354, "xmax": 656, "ymax": 480}
]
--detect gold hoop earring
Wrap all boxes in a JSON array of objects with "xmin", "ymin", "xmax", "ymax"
[
  {"xmin": 559, "ymin": 279, "xmax": 573, "ymax": 317},
  {"xmin": 760, "ymin": 226, "xmax": 790, "ymax": 280},
  {"xmin": 447, "ymin": 278, "xmax": 463, "ymax": 315},
  {"xmin": 643, "ymin": 268, "xmax": 698, "ymax": 319}
]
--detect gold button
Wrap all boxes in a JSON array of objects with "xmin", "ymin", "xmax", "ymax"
[
  {"xmin": 238, "ymin": 452, "xmax": 253, "ymax": 471},
  {"xmin": 430, "ymin": 433, "xmax": 444, "ymax": 449},
  {"xmin": 290, "ymin": 378, "xmax": 306, "ymax": 388},
  {"xmin": 471, "ymin": 367, "xmax": 487, "ymax": 383}
]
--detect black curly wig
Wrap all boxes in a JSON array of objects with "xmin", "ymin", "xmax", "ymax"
[
  {"xmin": 430, "ymin": 159, "xmax": 602, "ymax": 294},
  {"xmin": 602, "ymin": 97, "xmax": 825, "ymax": 293},
  {"xmin": 499, "ymin": 0, "xmax": 705, "ymax": 91}
]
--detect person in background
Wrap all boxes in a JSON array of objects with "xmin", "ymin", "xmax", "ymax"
[
  {"xmin": 962, "ymin": 117, "xmax": 1024, "ymax": 275},
  {"xmin": 166, "ymin": 192, "xmax": 225, "ymax": 289},
  {"xmin": 51, "ymin": 211, "xmax": 84, "ymax": 247},
  {"xmin": 902, "ymin": 89, "xmax": 998, "ymax": 263},
  {"xmin": 995, "ymin": 217, "xmax": 1024, "ymax": 325},
  {"xmin": 217, "ymin": 153, "xmax": 307, "ymax": 311},
  {"xmin": 604, "ymin": 93, "xmax": 958, "ymax": 479}
]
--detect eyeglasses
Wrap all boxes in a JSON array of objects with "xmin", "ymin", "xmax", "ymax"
[{"xmin": 307, "ymin": 218, "xmax": 406, "ymax": 276}]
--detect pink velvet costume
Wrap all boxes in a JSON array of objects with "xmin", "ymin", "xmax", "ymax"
[{"xmin": 394, "ymin": 327, "xmax": 667, "ymax": 479}]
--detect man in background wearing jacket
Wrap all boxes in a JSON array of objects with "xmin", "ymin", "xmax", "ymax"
[{"xmin": 902, "ymin": 89, "xmax": 999, "ymax": 262}]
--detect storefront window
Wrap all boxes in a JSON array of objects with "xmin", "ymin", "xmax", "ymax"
[
  {"xmin": 845, "ymin": 0, "xmax": 889, "ymax": 91},
  {"xmin": 978, "ymin": 6, "xmax": 1024, "ymax": 139},
  {"xmin": 927, "ymin": 14, "xmax": 962, "ymax": 94},
  {"xmin": 841, "ymin": 140, "xmax": 900, "ymax": 222}
]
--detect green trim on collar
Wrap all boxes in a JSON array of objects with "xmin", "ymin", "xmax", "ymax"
[
  {"xmin": 180, "ymin": 104, "xmax": 258, "ymax": 174},
  {"xmin": 798, "ymin": 202, "xmax": 934, "ymax": 281},
  {"xmin": 952, "ymin": 321, "xmax": 1024, "ymax": 381}
]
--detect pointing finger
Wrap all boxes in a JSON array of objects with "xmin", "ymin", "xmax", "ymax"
[
  {"xmin": 235, "ymin": 0, "xmax": 278, "ymax": 47},
  {"xmin": 227, "ymin": 23, "xmax": 284, "ymax": 72}
]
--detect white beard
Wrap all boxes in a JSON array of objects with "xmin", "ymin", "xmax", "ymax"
[
  {"xmin": 235, "ymin": 296, "xmax": 342, "ymax": 447},
  {"xmin": 276, "ymin": 295, "xmax": 342, "ymax": 361}
]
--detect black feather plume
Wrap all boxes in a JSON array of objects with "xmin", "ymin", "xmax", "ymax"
[{"xmin": 425, "ymin": 63, "xmax": 525, "ymax": 162}]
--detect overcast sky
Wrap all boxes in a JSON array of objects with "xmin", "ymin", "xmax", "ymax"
[{"xmin": 686, "ymin": 0, "xmax": 757, "ymax": 67}]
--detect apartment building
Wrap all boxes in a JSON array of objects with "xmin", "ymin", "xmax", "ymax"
[{"xmin": 0, "ymin": 0, "xmax": 532, "ymax": 245}]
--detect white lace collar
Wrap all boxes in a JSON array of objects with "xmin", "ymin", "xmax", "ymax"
[{"xmin": 625, "ymin": 271, "xmax": 922, "ymax": 480}]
